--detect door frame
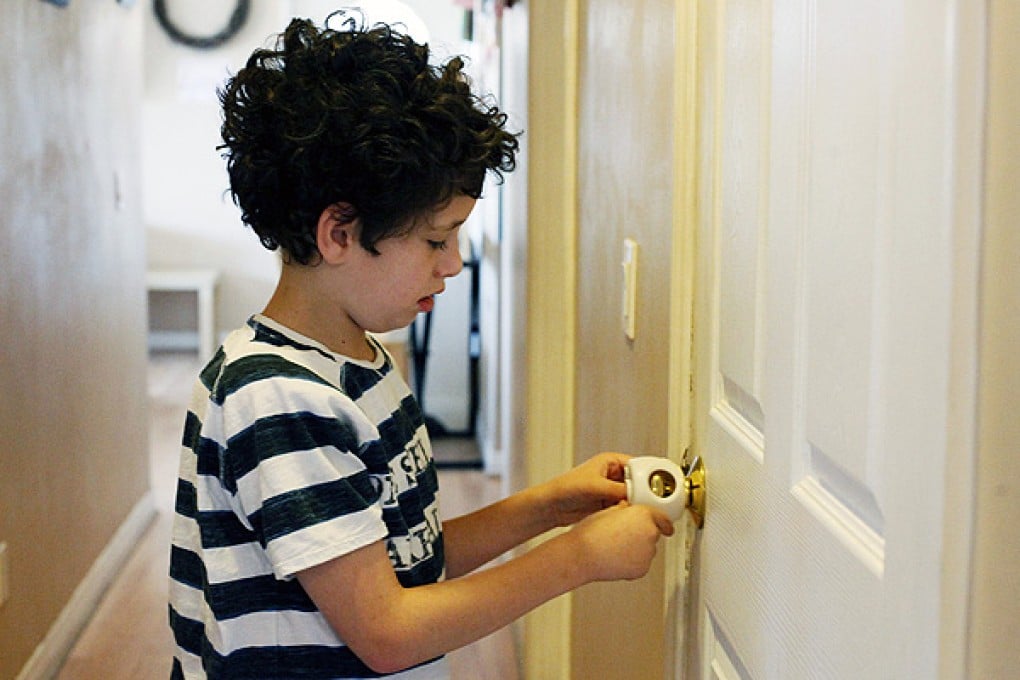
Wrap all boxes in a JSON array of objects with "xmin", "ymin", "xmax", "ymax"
[
  {"xmin": 967, "ymin": 1, "xmax": 1020, "ymax": 674},
  {"xmin": 522, "ymin": 2, "xmax": 581, "ymax": 678},
  {"xmin": 666, "ymin": 0, "xmax": 700, "ymax": 676}
]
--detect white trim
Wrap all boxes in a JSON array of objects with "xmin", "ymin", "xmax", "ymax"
[
  {"xmin": 522, "ymin": 1, "xmax": 579, "ymax": 677},
  {"xmin": 667, "ymin": 2, "xmax": 700, "ymax": 676},
  {"xmin": 17, "ymin": 493, "xmax": 157, "ymax": 680}
]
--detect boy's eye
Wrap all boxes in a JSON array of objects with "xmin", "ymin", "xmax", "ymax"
[{"xmin": 428, "ymin": 239, "xmax": 448, "ymax": 251}]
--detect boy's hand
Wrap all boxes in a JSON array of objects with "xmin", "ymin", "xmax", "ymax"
[
  {"xmin": 568, "ymin": 502, "xmax": 674, "ymax": 582},
  {"xmin": 540, "ymin": 452, "xmax": 633, "ymax": 527}
]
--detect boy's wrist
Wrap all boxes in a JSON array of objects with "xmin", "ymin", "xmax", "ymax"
[
  {"xmin": 516, "ymin": 481, "xmax": 562, "ymax": 534},
  {"xmin": 525, "ymin": 526, "xmax": 595, "ymax": 589}
]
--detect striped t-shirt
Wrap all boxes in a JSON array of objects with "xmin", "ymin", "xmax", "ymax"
[{"xmin": 169, "ymin": 315, "xmax": 447, "ymax": 679}]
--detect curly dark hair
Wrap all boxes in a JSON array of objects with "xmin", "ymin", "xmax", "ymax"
[{"xmin": 218, "ymin": 17, "xmax": 519, "ymax": 264}]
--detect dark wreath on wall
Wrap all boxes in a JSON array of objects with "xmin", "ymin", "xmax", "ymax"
[
  {"xmin": 154, "ymin": 0, "xmax": 251, "ymax": 49},
  {"xmin": 41, "ymin": 0, "xmax": 138, "ymax": 7}
]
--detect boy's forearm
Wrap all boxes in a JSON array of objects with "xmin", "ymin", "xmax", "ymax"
[
  {"xmin": 376, "ymin": 529, "xmax": 590, "ymax": 672},
  {"xmin": 300, "ymin": 503, "xmax": 667, "ymax": 675},
  {"xmin": 442, "ymin": 482, "xmax": 559, "ymax": 578}
]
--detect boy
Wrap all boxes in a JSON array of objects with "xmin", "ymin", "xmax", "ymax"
[{"xmin": 169, "ymin": 16, "xmax": 673, "ymax": 679}]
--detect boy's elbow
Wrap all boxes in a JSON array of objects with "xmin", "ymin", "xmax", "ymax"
[
  {"xmin": 361, "ymin": 654, "xmax": 413, "ymax": 676},
  {"xmin": 347, "ymin": 628, "xmax": 426, "ymax": 675}
]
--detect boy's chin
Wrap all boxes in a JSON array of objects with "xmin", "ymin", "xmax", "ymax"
[{"xmin": 364, "ymin": 314, "xmax": 417, "ymax": 335}]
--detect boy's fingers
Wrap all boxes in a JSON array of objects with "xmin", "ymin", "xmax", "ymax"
[
  {"xmin": 647, "ymin": 508, "xmax": 675, "ymax": 536},
  {"xmin": 614, "ymin": 502, "xmax": 675, "ymax": 536},
  {"xmin": 600, "ymin": 454, "xmax": 631, "ymax": 482}
]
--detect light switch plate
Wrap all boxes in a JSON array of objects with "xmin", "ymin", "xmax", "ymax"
[
  {"xmin": 622, "ymin": 238, "xmax": 639, "ymax": 340},
  {"xmin": 0, "ymin": 542, "xmax": 8, "ymax": 608}
]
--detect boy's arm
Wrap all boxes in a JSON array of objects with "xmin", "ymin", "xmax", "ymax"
[
  {"xmin": 439, "ymin": 485, "xmax": 555, "ymax": 579},
  {"xmin": 442, "ymin": 452, "xmax": 634, "ymax": 578},
  {"xmin": 297, "ymin": 501, "xmax": 671, "ymax": 675}
]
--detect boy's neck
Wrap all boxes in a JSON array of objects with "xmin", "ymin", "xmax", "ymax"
[{"xmin": 262, "ymin": 265, "xmax": 375, "ymax": 361}]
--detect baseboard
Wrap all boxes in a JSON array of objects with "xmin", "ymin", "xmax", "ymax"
[{"xmin": 17, "ymin": 492, "xmax": 157, "ymax": 680}]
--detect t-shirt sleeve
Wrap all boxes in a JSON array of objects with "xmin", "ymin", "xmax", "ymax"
[{"xmin": 221, "ymin": 372, "xmax": 389, "ymax": 580}]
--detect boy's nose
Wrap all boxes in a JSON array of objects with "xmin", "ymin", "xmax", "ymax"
[{"xmin": 438, "ymin": 248, "xmax": 463, "ymax": 278}]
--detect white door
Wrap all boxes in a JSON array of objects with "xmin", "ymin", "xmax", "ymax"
[{"xmin": 687, "ymin": 1, "xmax": 983, "ymax": 677}]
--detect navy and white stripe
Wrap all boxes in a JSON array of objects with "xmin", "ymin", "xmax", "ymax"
[{"xmin": 169, "ymin": 315, "xmax": 446, "ymax": 678}]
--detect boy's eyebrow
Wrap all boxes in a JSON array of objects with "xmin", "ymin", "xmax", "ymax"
[{"xmin": 431, "ymin": 219, "xmax": 467, "ymax": 232}]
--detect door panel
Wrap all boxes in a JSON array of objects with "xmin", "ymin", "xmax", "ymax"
[{"xmin": 691, "ymin": 0, "xmax": 980, "ymax": 677}]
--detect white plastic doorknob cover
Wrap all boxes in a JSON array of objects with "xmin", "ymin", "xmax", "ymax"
[{"xmin": 624, "ymin": 456, "xmax": 688, "ymax": 521}]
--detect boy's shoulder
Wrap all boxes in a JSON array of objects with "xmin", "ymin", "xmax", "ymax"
[{"xmin": 200, "ymin": 316, "xmax": 341, "ymax": 406}]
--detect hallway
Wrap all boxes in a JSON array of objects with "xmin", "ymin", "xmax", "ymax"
[{"xmin": 55, "ymin": 353, "xmax": 518, "ymax": 679}]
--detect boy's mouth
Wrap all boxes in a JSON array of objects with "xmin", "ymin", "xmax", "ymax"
[{"xmin": 417, "ymin": 295, "xmax": 435, "ymax": 313}]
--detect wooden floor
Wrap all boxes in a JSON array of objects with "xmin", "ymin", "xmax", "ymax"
[{"xmin": 56, "ymin": 353, "xmax": 519, "ymax": 680}]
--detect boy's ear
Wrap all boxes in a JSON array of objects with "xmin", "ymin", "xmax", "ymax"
[{"xmin": 316, "ymin": 203, "xmax": 360, "ymax": 264}]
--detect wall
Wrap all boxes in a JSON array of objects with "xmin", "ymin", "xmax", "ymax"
[
  {"xmin": 521, "ymin": 1, "xmax": 683, "ymax": 677},
  {"xmin": 570, "ymin": 0, "xmax": 675, "ymax": 677},
  {"xmin": 0, "ymin": 2, "xmax": 149, "ymax": 678}
]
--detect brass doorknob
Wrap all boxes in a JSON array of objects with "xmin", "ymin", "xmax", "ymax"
[{"xmin": 682, "ymin": 455, "xmax": 706, "ymax": 528}]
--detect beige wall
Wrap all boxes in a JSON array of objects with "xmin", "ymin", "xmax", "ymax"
[
  {"xmin": 523, "ymin": 0, "xmax": 684, "ymax": 677},
  {"xmin": 0, "ymin": 3, "xmax": 149, "ymax": 677},
  {"xmin": 970, "ymin": 1, "xmax": 1020, "ymax": 676},
  {"xmin": 570, "ymin": 0, "xmax": 676, "ymax": 678}
]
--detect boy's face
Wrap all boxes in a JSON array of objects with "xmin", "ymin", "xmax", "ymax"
[{"xmin": 344, "ymin": 194, "xmax": 476, "ymax": 334}]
